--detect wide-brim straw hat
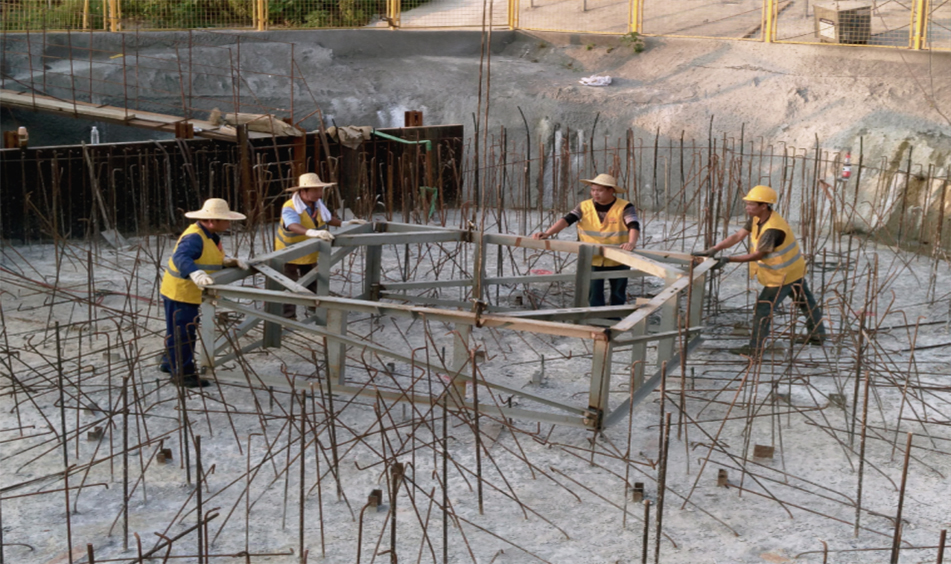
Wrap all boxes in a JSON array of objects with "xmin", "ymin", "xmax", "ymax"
[
  {"xmin": 184, "ymin": 198, "xmax": 246, "ymax": 220},
  {"xmin": 580, "ymin": 173, "xmax": 624, "ymax": 193},
  {"xmin": 286, "ymin": 172, "xmax": 336, "ymax": 193}
]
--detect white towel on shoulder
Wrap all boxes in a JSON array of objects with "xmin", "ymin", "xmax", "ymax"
[{"xmin": 292, "ymin": 192, "xmax": 333, "ymax": 223}]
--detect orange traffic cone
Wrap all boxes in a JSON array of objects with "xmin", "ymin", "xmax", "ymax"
[{"xmin": 841, "ymin": 152, "xmax": 852, "ymax": 180}]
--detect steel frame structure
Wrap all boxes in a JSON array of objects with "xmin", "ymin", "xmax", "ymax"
[{"xmin": 201, "ymin": 221, "xmax": 713, "ymax": 430}]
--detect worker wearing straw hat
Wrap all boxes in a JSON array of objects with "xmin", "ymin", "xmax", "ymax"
[
  {"xmin": 274, "ymin": 172, "xmax": 367, "ymax": 320},
  {"xmin": 160, "ymin": 198, "xmax": 247, "ymax": 387},
  {"xmin": 533, "ymin": 173, "xmax": 640, "ymax": 307},
  {"xmin": 692, "ymin": 185, "xmax": 825, "ymax": 357}
]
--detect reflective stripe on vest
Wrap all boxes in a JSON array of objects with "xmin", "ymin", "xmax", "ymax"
[
  {"xmin": 274, "ymin": 199, "xmax": 325, "ymax": 265},
  {"xmin": 166, "ymin": 263, "xmax": 222, "ymax": 279},
  {"xmin": 160, "ymin": 223, "xmax": 224, "ymax": 304},
  {"xmin": 577, "ymin": 198, "xmax": 630, "ymax": 267},
  {"xmin": 751, "ymin": 211, "xmax": 805, "ymax": 287}
]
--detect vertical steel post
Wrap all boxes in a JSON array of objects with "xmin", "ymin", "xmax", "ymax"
[
  {"xmin": 574, "ymin": 245, "xmax": 595, "ymax": 309},
  {"xmin": 326, "ymin": 309, "xmax": 348, "ymax": 386},
  {"xmin": 587, "ymin": 338, "xmax": 613, "ymax": 429},
  {"xmin": 629, "ymin": 318, "xmax": 648, "ymax": 391},
  {"xmin": 451, "ymin": 323, "xmax": 471, "ymax": 404},
  {"xmin": 198, "ymin": 299, "xmax": 216, "ymax": 372},
  {"xmin": 655, "ymin": 272, "xmax": 678, "ymax": 371}
]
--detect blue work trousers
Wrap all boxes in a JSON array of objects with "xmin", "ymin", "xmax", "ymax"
[
  {"xmin": 589, "ymin": 264, "xmax": 630, "ymax": 307},
  {"xmin": 163, "ymin": 298, "xmax": 200, "ymax": 377}
]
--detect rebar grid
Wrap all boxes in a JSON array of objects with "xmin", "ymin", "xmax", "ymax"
[{"xmin": 1, "ymin": 128, "xmax": 950, "ymax": 563}]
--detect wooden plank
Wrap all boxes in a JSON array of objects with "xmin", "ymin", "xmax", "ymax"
[
  {"xmin": 484, "ymin": 233, "xmax": 679, "ymax": 278},
  {"xmin": 635, "ymin": 249, "xmax": 697, "ymax": 265},
  {"xmin": 610, "ymin": 259, "xmax": 717, "ymax": 334},
  {"xmin": 601, "ymin": 247, "xmax": 682, "ymax": 279}
]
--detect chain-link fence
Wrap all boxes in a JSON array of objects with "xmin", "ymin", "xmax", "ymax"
[
  {"xmin": 928, "ymin": 0, "xmax": 951, "ymax": 50},
  {"xmin": 517, "ymin": 0, "xmax": 631, "ymax": 34},
  {"xmin": 1, "ymin": 0, "xmax": 107, "ymax": 31},
  {"xmin": 642, "ymin": 0, "xmax": 765, "ymax": 40},
  {"xmin": 0, "ymin": 0, "xmax": 945, "ymax": 49}
]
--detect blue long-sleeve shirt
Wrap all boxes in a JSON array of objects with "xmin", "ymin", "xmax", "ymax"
[{"xmin": 171, "ymin": 223, "xmax": 220, "ymax": 277}]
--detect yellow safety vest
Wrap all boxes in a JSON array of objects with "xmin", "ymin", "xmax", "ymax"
[
  {"xmin": 274, "ymin": 200, "xmax": 326, "ymax": 266},
  {"xmin": 160, "ymin": 223, "xmax": 224, "ymax": 304},
  {"xmin": 578, "ymin": 198, "xmax": 630, "ymax": 267},
  {"xmin": 750, "ymin": 211, "xmax": 805, "ymax": 287}
]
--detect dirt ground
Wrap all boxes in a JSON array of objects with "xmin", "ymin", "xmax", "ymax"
[{"xmin": 6, "ymin": 29, "xmax": 951, "ymax": 174}]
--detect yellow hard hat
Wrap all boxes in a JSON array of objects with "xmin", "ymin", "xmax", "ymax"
[{"xmin": 742, "ymin": 185, "xmax": 777, "ymax": 204}]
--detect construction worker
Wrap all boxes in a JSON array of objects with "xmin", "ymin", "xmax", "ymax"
[
  {"xmin": 533, "ymin": 173, "xmax": 640, "ymax": 307},
  {"xmin": 160, "ymin": 198, "xmax": 247, "ymax": 387},
  {"xmin": 693, "ymin": 185, "xmax": 826, "ymax": 356},
  {"xmin": 275, "ymin": 172, "xmax": 366, "ymax": 319}
]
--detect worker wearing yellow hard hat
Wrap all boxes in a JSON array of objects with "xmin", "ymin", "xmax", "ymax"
[{"xmin": 692, "ymin": 185, "xmax": 826, "ymax": 357}]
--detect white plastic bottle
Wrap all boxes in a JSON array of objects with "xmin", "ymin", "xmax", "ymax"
[{"xmin": 90, "ymin": 126, "xmax": 100, "ymax": 144}]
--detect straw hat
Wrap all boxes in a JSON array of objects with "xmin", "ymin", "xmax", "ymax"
[
  {"xmin": 580, "ymin": 173, "xmax": 624, "ymax": 193},
  {"xmin": 286, "ymin": 172, "xmax": 336, "ymax": 192},
  {"xmin": 184, "ymin": 198, "xmax": 246, "ymax": 220}
]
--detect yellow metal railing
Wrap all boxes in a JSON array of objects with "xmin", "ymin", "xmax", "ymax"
[{"xmin": 0, "ymin": 0, "xmax": 945, "ymax": 50}]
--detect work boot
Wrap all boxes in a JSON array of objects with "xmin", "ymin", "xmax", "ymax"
[
  {"xmin": 794, "ymin": 334, "xmax": 826, "ymax": 346},
  {"xmin": 173, "ymin": 374, "xmax": 211, "ymax": 388},
  {"xmin": 729, "ymin": 344, "xmax": 761, "ymax": 357}
]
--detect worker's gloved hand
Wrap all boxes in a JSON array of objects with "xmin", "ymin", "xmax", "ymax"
[
  {"xmin": 346, "ymin": 219, "xmax": 368, "ymax": 225},
  {"xmin": 222, "ymin": 257, "xmax": 249, "ymax": 270},
  {"xmin": 188, "ymin": 270, "xmax": 215, "ymax": 289},
  {"xmin": 713, "ymin": 257, "xmax": 731, "ymax": 271},
  {"xmin": 690, "ymin": 248, "xmax": 717, "ymax": 257},
  {"xmin": 306, "ymin": 229, "xmax": 335, "ymax": 242}
]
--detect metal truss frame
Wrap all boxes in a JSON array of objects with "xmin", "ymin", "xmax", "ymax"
[{"xmin": 201, "ymin": 221, "xmax": 713, "ymax": 430}]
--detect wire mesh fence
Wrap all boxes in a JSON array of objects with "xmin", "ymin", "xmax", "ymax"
[
  {"xmin": 0, "ymin": 0, "xmax": 944, "ymax": 49},
  {"xmin": 928, "ymin": 0, "xmax": 951, "ymax": 49},
  {"xmin": 1, "ymin": 0, "xmax": 108, "ymax": 31},
  {"xmin": 641, "ymin": 0, "xmax": 765, "ymax": 40},
  {"xmin": 516, "ymin": 0, "xmax": 631, "ymax": 34},
  {"xmin": 395, "ymin": 0, "xmax": 510, "ymax": 28}
]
